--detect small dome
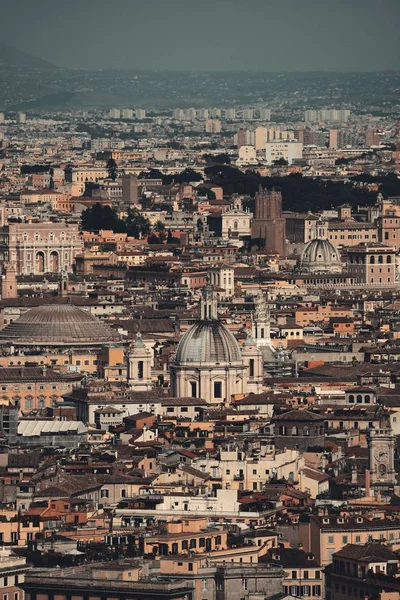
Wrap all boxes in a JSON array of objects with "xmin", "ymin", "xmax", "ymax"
[
  {"xmin": 0, "ymin": 304, "xmax": 121, "ymax": 346},
  {"xmin": 175, "ymin": 321, "xmax": 242, "ymax": 364},
  {"xmin": 300, "ymin": 238, "xmax": 342, "ymax": 273}
]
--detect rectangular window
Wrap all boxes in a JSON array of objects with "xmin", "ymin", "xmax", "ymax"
[
  {"xmin": 343, "ymin": 536, "xmax": 348, "ymax": 544},
  {"xmin": 249, "ymin": 359, "xmax": 254, "ymax": 377},
  {"xmin": 138, "ymin": 360, "xmax": 143, "ymax": 380},
  {"xmin": 214, "ymin": 381, "xmax": 222, "ymax": 398},
  {"xmin": 190, "ymin": 382, "xmax": 197, "ymax": 397},
  {"xmin": 328, "ymin": 536, "xmax": 334, "ymax": 544}
]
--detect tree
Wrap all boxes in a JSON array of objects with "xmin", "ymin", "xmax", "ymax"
[
  {"xmin": 106, "ymin": 157, "xmax": 118, "ymax": 180},
  {"xmin": 196, "ymin": 187, "xmax": 216, "ymax": 200},
  {"xmin": 167, "ymin": 230, "xmax": 180, "ymax": 244},
  {"xmin": 154, "ymin": 220, "xmax": 166, "ymax": 234},
  {"xmin": 125, "ymin": 208, "xmax": 151, "ymax": 238},
  {"xmin": 81, "ymin": 204, "xmax": 122, "ymax": 232},
  {"xmin": 273, "ymin": 157, "xmax": 288, "ymax": 166}
]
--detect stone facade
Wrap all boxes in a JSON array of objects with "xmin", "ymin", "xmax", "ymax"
[{"xmin": 0, "ymin": 223, "xmax": 83, "ymax": 275}]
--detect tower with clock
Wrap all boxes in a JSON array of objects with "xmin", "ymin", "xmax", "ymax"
[{"xmin": 368, "ymin": 406, "xmax": 396, "ymax": 488}]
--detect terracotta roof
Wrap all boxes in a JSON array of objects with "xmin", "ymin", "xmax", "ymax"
[{"xmin": 334, "ymin": 543, "xmax": 397, "ymax": 562}]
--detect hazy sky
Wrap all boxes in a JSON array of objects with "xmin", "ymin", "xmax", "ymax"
[{"xmin": 0, "ymin": 0, "xmax": 399, "ymax": 71}]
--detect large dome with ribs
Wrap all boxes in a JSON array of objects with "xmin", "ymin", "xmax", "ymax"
[
  {"xmin": 175, "ymin": 320, "xmax": 242, "ymax": 364},
  {"xmin": 0, "ymin": 304, "xmax": 121, "ymax": 346}
]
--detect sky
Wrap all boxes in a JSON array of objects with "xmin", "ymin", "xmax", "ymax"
[{"xmin": 0, "ymin": 0, "xmax": 399, "ymax": 72}]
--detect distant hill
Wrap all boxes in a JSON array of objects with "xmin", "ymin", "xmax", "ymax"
[{"xmin": 0, "ymin": 41, "xmax": 56, "ymax": 69}]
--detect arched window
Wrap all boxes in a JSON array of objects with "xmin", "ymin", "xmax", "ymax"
[
  {"xmin": 36, "ymin": 251, "xmax": 45, "ymax": 273},
  {"xmin": 387, "ymin": 255, "xmax": 392, "ymax": 264},
  {"xmin": 370, "ymin": 256, "xmax": 375, "ymax": 264},
  {"xmin": 291, "ymin": 426, "xmax": 298, "ymax": 436},
  {"xmin": 50, "ymin": 251, "xmax": 59, "ymax": 272},
  {"xmin": 303, "ymin": 426, "xmax": 310, "ymax": 436},
  {"xmin": 364, "ymin": 395, "xmax": 371, "ymax": 403},
  {"xmin": 234, "ymin": 221, "xmax": 238, "ymax": 230},
  {"xmin": 378, "ymin": 255, "xmax": 383, "ymax": 264},
  {"xmin": 348, "ymin": 394, "xmax": 355, "ymax": 403},
  {"xmin": 356, "ymin": 395, "xmax": 362, "ymax": 403}
]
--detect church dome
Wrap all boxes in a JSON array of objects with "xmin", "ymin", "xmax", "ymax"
[
  {"xmin": 175, "ymin": 320, "xmax": 242, "ymax": 364},
  {"xmin": 0, "ymin": 304, "xmax": 121, "ymax": 346},
  {"xmin": 300, "ymin": 238, "xmax": 342, "ymax": 273}
]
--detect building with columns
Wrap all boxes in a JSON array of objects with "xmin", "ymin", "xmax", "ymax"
[
  {"xmin": 251, "ymin": 289, "xmax": 276, "ymax": 360},
  {"xmin": 170, "ymin": 287, "xmax": 263, "ymax": 403},
  {"xmin": 0, "ymin": 223, "xmax": 83, "ymax": 275},
  {"xmin": 221, "ymin": 197, "xmax": 252, "ymax": 241},
  {"xmin": 127, "ymin": 333, "xmax": 153, "ymax": 391}
]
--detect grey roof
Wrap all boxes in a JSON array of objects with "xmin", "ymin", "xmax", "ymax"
[
  {"xmin": 0, "ymin": 304, "xmax": 121, "ymax": 346},
  {"xmin": 175, "ymin": 320, "xmax": 242, "ymax": 364},
  {"xmin": 18, "ymin": 420, "xmax": 87, "ymax": 437},
  {"xmin": 300, "ymin": 238, "xmax": 342, "ymax": 271},
  {"xmin": 272, "ymin": 409, "xmax": 325, "ymax": 422}
]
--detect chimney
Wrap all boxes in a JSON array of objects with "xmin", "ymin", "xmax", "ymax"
[
  {"xmin": 365, "ymin": 469, "xmax": 371, "ymax": 498},
  {"xmin": 351, "ymin": 466, "xmax": 357, "ymax": 485}
]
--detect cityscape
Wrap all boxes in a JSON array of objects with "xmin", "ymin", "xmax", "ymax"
[{"xmin": 0, "ymin": 1, "xmax": 400, "ymax": 600}]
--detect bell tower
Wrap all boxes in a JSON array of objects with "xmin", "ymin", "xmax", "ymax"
[
  {"xmin": 1, "ymin": 263, "xmax": 17, "ymax": 299},
  {"xmin": 58, "ymin": 270, "xmax": 68, "ymax": 297},
  {"xmin": 127, "ymin": 333, "xmax": 152, "ymax": 391},
  {"xmin": 200, "ymin": 285, "xmax": 218, "ymax": 321},
  {"xmin": 241, "ymin": 331, "xmax": 263, "ymax": 394},
  {"xmin": 252, "ymin": 290, "xmax": 274, "ymax": 350},
  {"xmin": 368, "ymin": 406, "xmax": 396, "ymax": 488}
]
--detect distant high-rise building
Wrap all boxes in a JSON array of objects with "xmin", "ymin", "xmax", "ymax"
[
  {"xmin": 251, "ymin": 188, "xmax": 286, "ymax": 256},
  {"xmin": 224, "ymin": 108, "xmax": 237, "ymax": 120},
  {"xmin": 238, "ymin": 145, "xmax": 257, "ymax": 164},
  {"xmin": 205, "ymin": 119, "xmax": 221, "ymax": 133},
  {"xmin": 234, "ymin": 129, "xmax": 253, "ymax": 148},
  {"xmin": 242, "ymin": 108, "xmax": 254, "ymax": 120},
  {"xmin": 265, "ymin": 140, "xmax": 303, "ymax": 165},
  {"xmin": 314, "ymin": 130, "xmax": 329, "ymax": 147},
  {"xmin": 294, "ymin": 126, "xmax": 305, "ymax": 144},
  {"xmin": 122, "ymin": 175, "xmax": 139, "ymax": 206},
  {"xmin": 255, "ymin": 127, "xmax": 268, "ymax": 150},
  {"xmin": 256, "ymin": 127, "xmax": 293, "ymax": 149},
  {"xmin": 210, "ymin": 108, "xmax": 222, "ymax": 118},
  {"xmin": 16, "ymin": 112, "xmax": 26, "ymax": 124},
  {"xmin": 109, "ymin": 108, "xmax": 121, "ymax": 119},
  {"xmin": 184, "ymin": 108, "xmax": 196, "ymax": 121},
  {"xmin": 305, "ymin": 109, "xmax": 351, "ymax": 123},
  {"xmin": 329, "ymin": 128, "xmax": 339, "ymax": 149},
  {"xmin": 330, "ymin": 110, "xmax": 340, "ymax": 122},
  {"xmin": 365, "ymin": 129, "xmax": 381, "ymax": 147},
  {"xmin": 122, "ymin": 109, "xmax": 134, "ymax": 119},
  {"xmin": 135, "ymin": 109, "xmax": 146, "ymax": 119},
  {"xmin": 304, "ymin": 110, "xmax": 318, "ymax": 122},
  {"xmin": 172, "ymin": 108, "xmax": 185, "ymax": 120},
  {"xmin": 339, "ymin": 109, "xmax": 351, "ymax": 123},
  {"xmin": 258, "ymin": 108, "xmax": 271, "ymax": 121},
  {"xmin": 0, "ymin": 112, "xmax": 4, "ymax": 124},
  {"xmin": 196, "ymin": 109, "xmax": 209, "ymax": 120}
]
